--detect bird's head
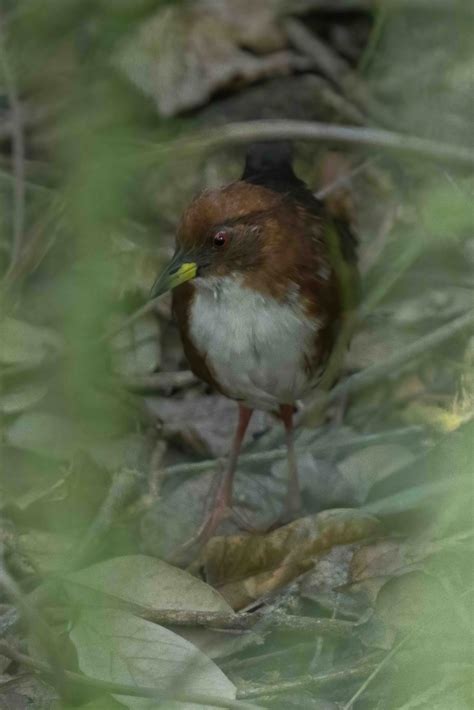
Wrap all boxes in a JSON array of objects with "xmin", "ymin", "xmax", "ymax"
[{"xmin": 150, "ymin": 181, "xmax": 288, "ymax": 299}]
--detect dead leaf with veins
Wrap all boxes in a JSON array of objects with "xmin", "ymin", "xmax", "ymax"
[{"xmin": 200, "ymin": 509, "xmax": 380, "ymax": 610}]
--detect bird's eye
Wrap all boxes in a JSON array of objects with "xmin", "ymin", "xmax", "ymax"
[{"xmin": 213, "ymin": 230, "xmax": 228, "ymax": 247}]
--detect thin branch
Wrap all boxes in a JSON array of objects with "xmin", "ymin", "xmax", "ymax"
[
  {"xmin": 100, "ymin": 300, "xmax": 158, "ymax": 343},
  {"xmin": 1, "ymin": 193, "xmax": 64, "ymax": 289},
  {"xmin": 238, "ymin": 655, "xmax": 381, "ymax": 699},
  {"xmin": 152, "ymin": 120, "xmax": 474, "ymax": 168},
  {"xmin": 286, "ymin": 1, "xmax": 373, "ymax": 12},
  {"xmin": 315, "ymin": 156, "xmax": 378, "ymax": 200},
  {"xmin": 51, "ymin": 600, "xmax": 354, "ymax": 638},
  {"xmin": 221, "ymin": 642, "xmax": 314, "ymax": 673},
  {"xmin": 124, "ymin": 370, "xmax": 198, "ymax": 394},
  {"xmin": 163, "ymin": 426, "xmax": 421, "ymax": 479},
  {"xmin": 0, "ymin": 642, "xmax": 262, "ymax": 710},
  {"xmin": 0, "ymin": 23, "xmax": 26, "ymax": 270},
  {"xmin": 302, "ymin": 308, "xmax": 474, "ymax": 424},
  {"xmin": 284, "ymin": 19, "xmax": 391, "ymax": 127},
  {"xmin": 358, "ymin": 201, "xmax": 399, "ymax": 275},
  {"xmin": 135, "ymin": 607, "xmax": 354, "ymax": 639},
  {"xmin": 329, "ymin": 309, "xmax": 474, "ymax": 403}
]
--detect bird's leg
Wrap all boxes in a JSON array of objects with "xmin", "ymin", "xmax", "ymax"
[
  {"xmin": 280, "ymin": 404, "xmax": 302, "ymax": 520},
  {"xmin": 172, "ymin": 404, "xmax": 253, "ymax": 559},
  {"xmin": 207, "ymin": 403, "xmax": 254, "ymax": 530}
]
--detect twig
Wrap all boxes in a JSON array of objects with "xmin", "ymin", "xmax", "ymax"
[
  {"xmin": 139, "ymin": 608, "xmax": 354, "ymax": 639},
  {"xmin": 163, "ymin": 426, "xmax": 421, "ymax": 479},
  {"xmin": 53, "ymin": 600, "xmax": 354, "ymax": 638},
  {"xmin": 0, "ymin": 23, "xmax": 26, "ymax": 270},
  {"xmin": 302, "ymin": 308, "xmax": 474, "ymax": 424},
  {"xmin": 262, "ymin": 610, "xmax": 354, "ymax": 639},
  {"xmin": 2, "ymin": 193, "xmax": 64, "ymax": 289},
  {"xmin": 329, "ymin": 309, "xmax": 474, "ymax": 403},
  {"xmin": 152, "ymin": 120, "xmax": 474, "ymax": 168},
  {"xmin": 287, "ymin": 1, "xmax": 372, "ymax": 10},
  {"xmin": 100, "ymin": 299, "xmax": 161, "ymax": 343},
  {"xmin": 0, "ymin": 642, "xmax": 262, "ymax": 710},
  {"xmin": 284, "ymin": 19, "xmax": 391, "ymax": 127},
  {"xmin": 386, "ymin": 0, "xmax": 474, "ymax": 10},
  {"xmin": 358, "ymin": 2, "xmax": 389, "ymax": 73},
  {"xmin": 221, "ymin": 642, "xmax": 314, "ymax": 673},
  {"xmin": 392, "ymin": 676, "xmax": 468, "ymax": 710},
  {"xmin": 315, "ymin": 156, "xmax": 378, "ymax": 201},
  {"xmin": 124, "ymin": 370, "xmax": 198, "ymax": 394},
  {"xmin": 238, "ymin": 655, "xmax": 381, "ymax": 699},
  {"xmin": 358, "ymin": 201, "xmax": 399, "ymax": 275},
  {"xmin": 148, "ymin": 438, "xmax": 167, "ymax": 497},
  {"xmin": 286, "ymin": 18, "xmax": 351, "ymax": 86}
]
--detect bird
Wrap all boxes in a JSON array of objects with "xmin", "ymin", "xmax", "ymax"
[{"xmin": 151, "ymin": 141, "xmax": 358, "ymax": 545}]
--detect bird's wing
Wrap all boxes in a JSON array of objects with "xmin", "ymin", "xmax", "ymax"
[{"xmin": 241, "ymin": 141, "xmax": 358, "ymax": 267}]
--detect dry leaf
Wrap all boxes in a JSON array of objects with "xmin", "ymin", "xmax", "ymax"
[
  {"xmin": 201, "ymin": 509, "xmax": 380, "ymax": 610},
  {"xmin": 350, "ymin": 539, "xmax": 412, "ymax": 582}
]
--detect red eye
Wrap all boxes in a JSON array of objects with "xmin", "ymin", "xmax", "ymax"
[{"xmin": 213, "ymin": 230, "xmax": 228, "ymax": 247}]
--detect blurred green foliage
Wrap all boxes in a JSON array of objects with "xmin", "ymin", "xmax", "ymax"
[{"xmin": 0, "ymin": 1, "xmax": 472, "ymax": 708}]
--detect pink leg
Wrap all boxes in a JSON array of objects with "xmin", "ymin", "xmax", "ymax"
[
  {"xmin": 209, "ymin": 403, "xmax": 253, "ymax": 517},
  {"xmin": 280, "ymin": 404, "xmax": 301, "ymax": 518},
  {"xmin": 180, "ymin": 404, "xmax": 253, "ymax": 549}
]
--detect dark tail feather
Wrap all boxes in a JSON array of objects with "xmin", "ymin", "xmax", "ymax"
[
  {"xmin": 241, "ymin": 141, "xmax": 305, "ymax": 190},
  {"xmin": 241, "ymin": 140, "xmax": 325, "ymax": 218}
]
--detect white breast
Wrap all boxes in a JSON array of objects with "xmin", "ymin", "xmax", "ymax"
[{"xmin": 189, "ymin": 276, "xmax": 321, "ymax": 411}]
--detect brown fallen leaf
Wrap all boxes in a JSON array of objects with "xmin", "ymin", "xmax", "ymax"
[{"xmin": 201, "ymin": 509, "xmax": 380, "ymax": 610}]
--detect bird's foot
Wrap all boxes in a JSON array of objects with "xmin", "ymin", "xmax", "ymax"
[
  {"xmin": 169, "ymin": 500, "xmax": 230, "ymax": 564},
  {"xmin": 264, "ymin": 494, "xmax": 302, "ymax": 532},
  {"xmin": 168, "ymin": 497, "xmax": 267, "ymax": 564}
]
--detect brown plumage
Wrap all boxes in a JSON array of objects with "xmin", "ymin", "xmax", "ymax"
[{"xmin": 151, "ymin": 142, "xmax": 358, "ymax": 547}]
